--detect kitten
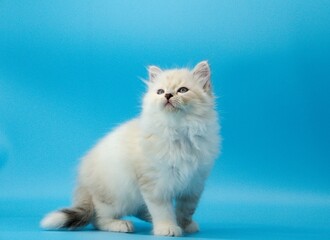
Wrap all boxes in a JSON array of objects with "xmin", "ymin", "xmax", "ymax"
[{"xmin": 40, "ymin": 61, "xmax": 221, "ymax": 237}]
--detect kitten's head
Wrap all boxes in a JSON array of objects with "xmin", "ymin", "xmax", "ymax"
[{"xmin": 142, "ymin": 61, "xmax": 214, "ymax": 116}]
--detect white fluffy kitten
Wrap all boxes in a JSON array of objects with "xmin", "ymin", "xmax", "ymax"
[{"xmin": 41, "ymin": 61, "xmax": 221, "ymax": 237}]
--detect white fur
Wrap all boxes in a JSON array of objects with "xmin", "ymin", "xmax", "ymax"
[
  {"xmin": 40, "ymin": 211, "xmax": 67, "ymax": 229},
  {"xmin": 41, "ymin": 61, "xmax": 221, "ymax": 236}
]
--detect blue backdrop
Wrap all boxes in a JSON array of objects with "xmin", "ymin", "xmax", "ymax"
[{"xmin": 1, "ymin": 1, "xmax": 329, "ymax": 239}]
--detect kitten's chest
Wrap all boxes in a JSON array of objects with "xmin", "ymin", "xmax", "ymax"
[
  {"xmin": 156, "ymin": 153, "xmax": 199, "ymax": 195},
  {"xmin": 144, "ymin": 125, "xmax": 208, "ymax": 163},
  {"xmin": 142, "ymin": 128, "xmax": 214, "ymax": 196},
  {"xmin": 160, "ymin": 135, "xmax": 202, "ymax": 163},
  {"xmin": 154, "ymin": 137, "xmax": 203, "ymax": 182}
]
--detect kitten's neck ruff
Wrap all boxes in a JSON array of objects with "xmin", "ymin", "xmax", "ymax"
[
  {"xmin": 140, "ymin": 106, "xmax": 217, "ymax": 141},
  {"xmin": 139, "ymin": 105, "xmax": 219, "ymax": 169}
]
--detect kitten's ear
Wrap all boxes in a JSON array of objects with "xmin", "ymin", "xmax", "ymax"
[
  {"xmin": 148, "ymin": 65, "xmax": 162, "ymax": 83},
  {"xmin": 193, "ymin": 61, "xmax": 211, "ymax": 91}
]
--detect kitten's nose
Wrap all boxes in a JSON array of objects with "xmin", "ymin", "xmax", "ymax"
[{"xmin": 165, "ymin": 93, "xmax": 173, "ymax": 100}]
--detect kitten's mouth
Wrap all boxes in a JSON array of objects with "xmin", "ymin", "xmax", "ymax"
[
  {"xmin": 165, "ymin": 101, "xmax": 173, "ymax": 106},
  {"xmin": 164, "ymin": 101, "xmax": 176, "ymax": 110}
]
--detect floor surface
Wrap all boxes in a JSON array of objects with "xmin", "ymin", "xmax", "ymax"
[{"xmin": 1, "ymin": 193, "xmax": 329, "ymax": 240}]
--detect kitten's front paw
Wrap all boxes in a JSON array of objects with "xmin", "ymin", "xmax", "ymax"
[
  {"xmin": 154, "ymin": 223, "xmax": 182, "ymax": 237},
  {"xmin": 183, "ymin": 221, "xmax": 199, "ymax": 233}
]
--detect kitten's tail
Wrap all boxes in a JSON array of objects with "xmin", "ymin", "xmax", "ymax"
[{"xmin": 40, "ymin": 186, "xmax": 94, "ymax": 230}]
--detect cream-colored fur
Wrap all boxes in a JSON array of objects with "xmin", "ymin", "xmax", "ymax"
[{"xmin": 41, "ymin": 61, "xmax": 221, "ymax": 237}]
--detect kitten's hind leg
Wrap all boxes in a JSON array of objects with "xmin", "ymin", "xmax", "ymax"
[
  {"xmin": 95, "ymin": 218, "xmax": 134, "ymax": 233},
  {"xmin": 135, "ymin": 204, "xmax": 152, "ymax": 223},
  {"xmin": 93, "ymin": 199, "xmax": 134, "ymax": 233}
]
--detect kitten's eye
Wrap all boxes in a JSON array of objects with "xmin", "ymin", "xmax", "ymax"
[
  {"xmin": 177, "ymin": 87, "xmax": 189, "ymax": 93},
  {"xmin": 157, "ymin": 89, "xmax": 165, "ymax": 95}
]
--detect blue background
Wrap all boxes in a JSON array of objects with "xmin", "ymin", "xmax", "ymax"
[{"xmin": 1, "ymin": 1, "xmax": 329, "ymax": 239}]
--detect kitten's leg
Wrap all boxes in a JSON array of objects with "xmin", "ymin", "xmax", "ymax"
[
  {"xmin": 176, "ymin": 192, "xmax": 202, "ymax": 233},
  {"xmin": 143, "ymin": 195, "xmax": 182, "ymax": 237},
  {"xmin": 92, "ymin": 199, "xmax": 134, "ymax": 233},
  {"xmin": 135, "ymin": 204, "xmax": 152, "ymax": 223}
]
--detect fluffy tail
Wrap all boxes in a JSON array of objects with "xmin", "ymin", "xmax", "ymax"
[{"xmin": 40, "ymin": 186, "xmax": 93, "ymax": 230}]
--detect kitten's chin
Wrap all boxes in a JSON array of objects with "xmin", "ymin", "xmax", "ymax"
[{"xmin": 163, "ymin": 102, "xmax": 179, "ymax": 112}]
